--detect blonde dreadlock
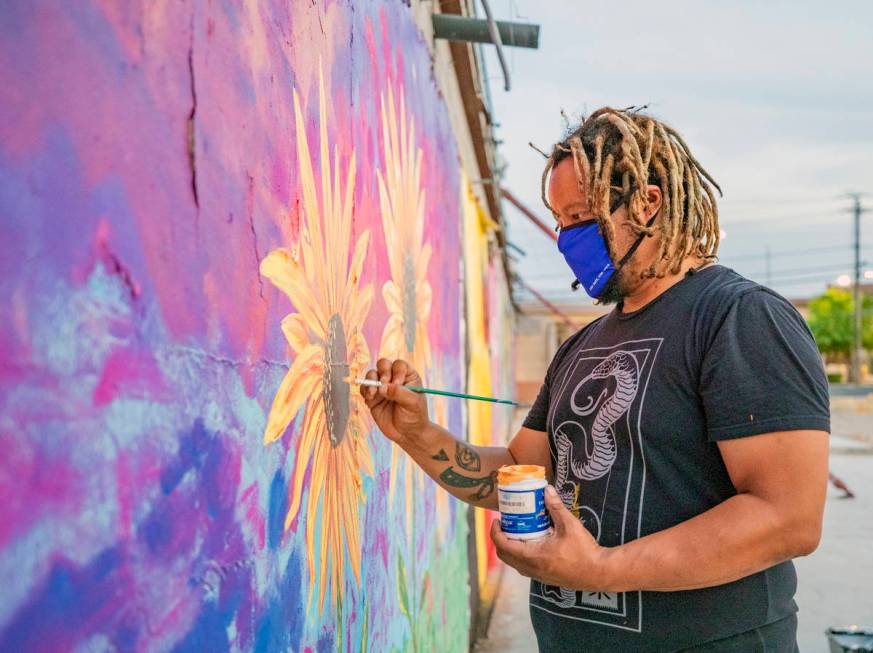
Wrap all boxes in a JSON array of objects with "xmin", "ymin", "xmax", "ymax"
[{"xmin": 541, "ymin": 107, "xmax": 722, "ymax": 278}]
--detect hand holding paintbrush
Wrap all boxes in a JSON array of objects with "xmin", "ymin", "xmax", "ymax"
[
  {"xmin": 354, "ymin": 359, "xmax": 433, "ymax": 447},
  {"xmin": 353, "ymin": 358, "xmax": 516, "ymax": 449},
  {"xmin": 346, "ymin": 377, "xmax": 517, "ymax": 406}
]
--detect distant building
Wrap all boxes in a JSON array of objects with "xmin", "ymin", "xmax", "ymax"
[{"xmin": 514, "ymin": 297, "xmax": 608, "ymax": 404}]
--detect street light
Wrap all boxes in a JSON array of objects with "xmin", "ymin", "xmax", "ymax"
[{"xmin": 836, "ymin": 274, "xmax": 852, "ymax": 287}]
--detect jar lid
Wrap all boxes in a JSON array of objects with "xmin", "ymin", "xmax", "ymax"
[{"xmin": 498, "ymin": 464, "xmax": 546, "ymax": 485}]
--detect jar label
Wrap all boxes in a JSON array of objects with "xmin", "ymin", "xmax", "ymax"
[{"xmin": 498, "ymin": 487, "xmax": 551, "ymax": 534}]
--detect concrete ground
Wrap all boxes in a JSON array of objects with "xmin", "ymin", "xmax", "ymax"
[{"xmin": 474, "ymin": 399, "xmax": 873, "ymax": 653}]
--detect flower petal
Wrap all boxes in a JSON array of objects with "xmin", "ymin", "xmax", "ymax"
[
  {"xmin": 315, "ymin": 456, "xmax": 333, "ymax": 613},
  {"xmin": 347, "ymin": 283, "xmax": 374, "ymax": 338},
  {"xmin": 340, "ymin": 467, "xmax": 362, "ymax": 585},
  {"xmin": 348, "ymin": 331, "xmax": 370, "ymax": 372},
  {"xmin": 281, "ymin": 313, "xmax": 310, "ymax": 353},
  {"xmin": 286, "ymin": 398, "xmax": 325, "ymax": 527},
  {"xmin": 416, "ymin": 281, "xmax": 432, "ymax": 321},
  {"xmin": 346, "ymin": 230, "xmax": 370, "ymax": 293},
  {"xmin": 382, "ymin": 280, "xmax": 402, "ymax": 315},
  {"xmin": 378, "ymin": 316, "xmax": 404, "ymax": 361},
  {"xmin": 305, "ymin": 428, "xmax": 328, "ymax": 592},
  {"xmin": 260, "ymin": 249, "xmax": 326, "ymax": 336},
  {"xmin": 263, "ymin": 344, "xmax": 323, "ymax": 444}
]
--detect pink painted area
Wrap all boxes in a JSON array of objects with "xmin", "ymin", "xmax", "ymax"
[
  {"xmin": 240, "ymin": 483, "xmax": 266, "ymax": 551},
  {"xmin": 93, "ymin": 347, "xmax": 166, "ymax": 406},
  {"xmin": 0, "ymin": 431, "xmax": 83, "ymax": 549}
]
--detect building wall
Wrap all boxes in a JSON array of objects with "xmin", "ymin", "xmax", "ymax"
[
  {"xmin": 514, "ymin": 307, "xmax": 608, "ymax": 404},
  {"xmin": 0, "ymin": 1, "xmax": 503, "ymax": 650}
]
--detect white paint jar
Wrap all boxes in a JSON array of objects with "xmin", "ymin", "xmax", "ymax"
[{"xmin": 497, "ymin": 465, "xmax": 552, "ymax": 541}]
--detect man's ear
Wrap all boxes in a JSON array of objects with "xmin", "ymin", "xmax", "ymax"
[{"xmin": 645, "ymin": 184, "xmax": 663, "ymax": 220}]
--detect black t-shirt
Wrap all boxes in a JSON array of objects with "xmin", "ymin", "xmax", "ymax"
[{"xmin": 522, "ymin": 265, "xmax": 829, "ymax": 653}]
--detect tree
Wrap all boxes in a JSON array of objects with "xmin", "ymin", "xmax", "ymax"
[{"xmin": 806, "ymin": 288, "xmax": 873, "ymax": 360}]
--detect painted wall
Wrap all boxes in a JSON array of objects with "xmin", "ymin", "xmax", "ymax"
[
  {"xmin": 0, "ymin": 1, "xmax": 478, "ymax": 651},
  {"xmin": 461, "ymin": 176, "xmax": 516, "ymax": 604}
]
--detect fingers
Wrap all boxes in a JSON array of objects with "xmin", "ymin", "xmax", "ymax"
[
  {"xmin": 373, "ymin": 358, "xmax": 420, "ymax": 401},
  {"xmin": 376, "ymin": 358, "xmax": 393, "ymax": 384},
  {"xmin": 383, "ymin": 379, "xmax": 422, "ymax": 409},
  {"xmin": 361, "ymin": 368, "xmax": 380, "ymax": 405},
  {"xmin": 544, "ymin": 485, "xmax": 571, "ymax": 535},
  {"xmin": 490, "ymin": 519, "xmax": 539, "ymax": 575},
  {"xmin": 390, "ymin": 359, "xmax": 408, "ymax": 385}
]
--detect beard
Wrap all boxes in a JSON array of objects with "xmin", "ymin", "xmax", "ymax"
[{"xmin": 595, "ymin": 268, "xmax": 630, "ymax": 305}]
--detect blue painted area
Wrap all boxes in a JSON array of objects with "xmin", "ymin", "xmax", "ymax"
[
  {"xmin": 0, "ymin": 546, "xmax": 125, "ymax": 651},
  {"xmin": 141, "ymin": 496, "xmax": 176, "ymax": 554},
  {"xmin": 149, "ymin": 419, "xmax": 255, "ymax": 649},
  {"xmin": 253, "ymin": 552, "xmax": 304, "ymax": 653},
  {"xmin": 160, "ymin": 419, "xmax": 214, "ymax": 494},
  {"xmin": 116, "ymin": 622, "xmax": 139, "ymax": 651},
  {"xmin": 267, "ymin": 468, "xmax": 288, "ymax": 550},
  {"xmin": 316, "ymin": 628, "xmax": 336, "ymax": 653},
  {"xmin": 170, "ymin": 602, "xmax": 231, "ymax": 653},
  {"xmin": 201, "ymin": 436, "xmax": 235, "ymax": 521}
]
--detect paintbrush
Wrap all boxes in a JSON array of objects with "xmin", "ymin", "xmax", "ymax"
[{"xmin": 345, "ymin": 377, "xmax": 518, "ymax": 406}]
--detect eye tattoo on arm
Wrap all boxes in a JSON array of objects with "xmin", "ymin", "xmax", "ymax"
[
  {"xmin": 455, "ymin": 442, "xmax": 481, "ymax": 471},
  {"xmin": 439, "ymin": 467, "xmax": 497, "ymax": 501}
]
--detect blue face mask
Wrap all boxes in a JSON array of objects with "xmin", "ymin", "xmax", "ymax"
[{"xmin": 557, "ymin": 215, "xmax": 656, "ymax": 299}]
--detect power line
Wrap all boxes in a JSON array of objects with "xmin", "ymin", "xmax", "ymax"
[
  {"xmin": 718, "ymin": 193, "xmax": 868, "ymax": 206},
  {"xmin": 720, "ymin": 209, "xmax": 852, "ymax": 225},
  {"xmin": 749, "ymin": 262, "xmax": 865, "ymax": 281},
  {"xmin": 721, "ymin": 244, "xmax": 853, "ymax": 261}
]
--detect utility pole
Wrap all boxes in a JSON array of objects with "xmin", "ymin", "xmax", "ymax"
[{"xmin": 850, "ymin": 193, "xmax": 863, "ymax": 384}]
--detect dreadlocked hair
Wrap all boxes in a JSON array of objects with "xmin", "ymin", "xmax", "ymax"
[{"xmin": 541, "ymin": 107, "xmax": 722, "ymax": 278}]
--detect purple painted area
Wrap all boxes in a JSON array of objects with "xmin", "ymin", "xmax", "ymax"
[{"xmin": 1, "ymin": 0, "xmax": 469, "ymax": 650}]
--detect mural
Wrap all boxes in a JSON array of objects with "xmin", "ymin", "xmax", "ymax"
[
  {"xmin": 375, "ymin": 82, "xmax": 433, "ymax": 539},
  {"xmin": 461, "ymin": 175, "xmax": 515, "ymax": 600},
  {"xmin": 0, "ymin": 1, "xmax": 485, "ymax": 651},
  {"xmin": 259, "ymin": 67, "xmax": 375, "ymax": 617}
]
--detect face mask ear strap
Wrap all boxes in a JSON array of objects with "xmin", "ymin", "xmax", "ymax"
[{"xmin": 616, "ymin": 214, "xmax": 658, "ymax": 269}]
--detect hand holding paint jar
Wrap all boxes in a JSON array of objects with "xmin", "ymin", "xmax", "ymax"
[{"xmin": 497, "ymin": 465, "xmax": 553, "ymax": 540}]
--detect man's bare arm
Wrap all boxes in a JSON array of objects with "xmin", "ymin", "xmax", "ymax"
[
  {"xmin": 398, "ymin": 423, "xmax": 552, "ymax": 510},
  {"xmin": 491, "ymin": 429, "xmax": 828, "ymax": 593},
  {"xmin": 602, "ymin": 429, "xmax": 828, "ymax": 591},
  {"xmin": 362, "ymin": 358, "xmax": 553, "ymax": 510}
]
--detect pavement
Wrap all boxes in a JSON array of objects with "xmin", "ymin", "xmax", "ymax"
[{"xmin": 473, "ymin": 400, "xmax": 873, "ymax": 653}]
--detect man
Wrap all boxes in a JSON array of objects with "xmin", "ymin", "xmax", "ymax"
[{"xmin": 362, "ymin": 107, "xmax": 829, "ymax": 652}]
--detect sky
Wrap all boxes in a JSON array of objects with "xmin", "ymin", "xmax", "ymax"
[{"xmin": 481, "ymin": 0, "xmax": 873, "ymax": 306}]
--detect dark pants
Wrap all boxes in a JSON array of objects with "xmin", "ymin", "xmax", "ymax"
[{"xmin": 679, "ymin": 614, "xmax": 799, "ymax": 653}]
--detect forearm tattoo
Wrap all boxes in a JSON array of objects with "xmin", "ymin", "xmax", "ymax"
[
  {"xmin": 455, "ymin": 441, "xmax": 481, "ymax": 471},
  {"xmin": 438, "ymin": 467, "xmax": 497, "ymax": 501},
  {"xmin": 432, "ymin": 441, "xmax": 494, "ymax": 501}
]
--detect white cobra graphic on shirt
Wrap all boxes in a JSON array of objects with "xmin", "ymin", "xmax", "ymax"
[{"xmin": 551, "ymin": 351, "xmax": 640, "ymax": 608}]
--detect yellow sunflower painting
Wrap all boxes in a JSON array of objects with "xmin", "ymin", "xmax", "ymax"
[
  {"xmin": 375, "ymin": 83, "xmax": 434, "ymax": 529},
  {"xmin": 259, "ymin": 68, "xmax": 374, "ymax": 615}
]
